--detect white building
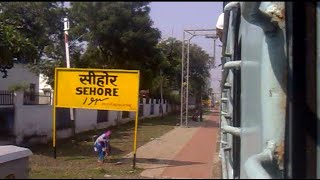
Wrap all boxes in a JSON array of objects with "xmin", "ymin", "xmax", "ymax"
[{"xmin": 0, "ymin": 63, "xmax": 52, "ymax": 93}]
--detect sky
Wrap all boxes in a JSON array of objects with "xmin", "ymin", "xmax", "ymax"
[{"xmin": 149, "ymin": 2, "xmax": 223, "ymax": 93}]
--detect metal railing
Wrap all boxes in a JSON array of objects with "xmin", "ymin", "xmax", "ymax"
[
  {"xmin": 0, "ymin": 90, "xmax": 14, "ymax": 105},
  {"xmin": 244, "ymin": 141, "xmax": 276, "ymax": 179},
  {"xmin": 23, "ymin": 92, "xmax": 51, "ymax": 105},
  {"xmin": 220, "ymin": 2, "xmax": 285, "ymax": 179},
  {"xmin": 219, "ymin": 2, "xmax": 241, "ymax": 179}
]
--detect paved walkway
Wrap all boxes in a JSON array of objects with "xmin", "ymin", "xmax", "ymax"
[{"xmin": 124, "ymin": 109, "xmax": 221, "ymax": 179}]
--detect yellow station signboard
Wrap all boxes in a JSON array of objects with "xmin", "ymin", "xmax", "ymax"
[{"xmin": 54, "ymin": 68, "xmax": 140, "ymax": 112}]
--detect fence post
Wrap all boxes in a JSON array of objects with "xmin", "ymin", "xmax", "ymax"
[{"xmin": 14, "ymin": 91, "xmax": 24, "ymax": 106}]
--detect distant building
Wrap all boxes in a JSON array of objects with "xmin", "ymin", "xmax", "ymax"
[{"xmin": 0, "ymin": 63, "xmax": 52, "ymax": 93}]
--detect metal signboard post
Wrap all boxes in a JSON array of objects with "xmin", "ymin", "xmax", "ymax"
[{"xmin": 52, "ymin": 68, "xmax": 140, "ymax": 169}]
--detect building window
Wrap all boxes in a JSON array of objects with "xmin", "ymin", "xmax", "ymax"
[
  {"xmin": 122, "ymin": 111, "xmax": 130, "ymax": 119},
  {"xmin": 97, "ymin": 110, "xmax": 109, "ymax": 123},
  {"xmin": 29, "ymin": 83, "xmax": 36, "ymax": 101},
  {"xmin": 56, "ymin": 108, "xmax": 72, "ymax": 130}
]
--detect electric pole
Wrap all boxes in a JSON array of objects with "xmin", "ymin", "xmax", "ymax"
[{"xmin": 64, "ymin": 17, "xmax": 75, "ymax": 136}]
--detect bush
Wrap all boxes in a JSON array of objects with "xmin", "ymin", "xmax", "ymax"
[
  {"xmin": 8, "ymin": 83, "xmax": 29, "ymax": 92},
  {"xmin": 166, "ymin": 93, "xmax": 180, "ymax": 105}
]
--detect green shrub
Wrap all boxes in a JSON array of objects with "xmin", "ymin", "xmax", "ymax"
[{"xmin": 8, "ymin": 83, "xmax": 29, "ymax": 92}]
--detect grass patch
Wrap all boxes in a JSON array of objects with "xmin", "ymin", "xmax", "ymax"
[{"xmin": 29, "ymin": 112, "xmax": 180, "ymax": 179}]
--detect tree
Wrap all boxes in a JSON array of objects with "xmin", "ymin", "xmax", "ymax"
[
  {"xmin": 157, "ymin": 38, "xmax": 182, "ymax": 92},
  {"xmin": 0, "ymin": 2, "xmax": 66, "ymax": 81},
  {"xmin": 0, "ymin": 22, "xmax": 38, "ymax": 77},
  {"xmin": 188, "ymin": 43, "xmax": 210, "ymax": 95},
  {"xmin": 69, "ymin": 2, "xmax": 162, "ymax": 90},
  {"xmin": 157, "ymin": 38, "xmax": 211, "ymax": 102}
]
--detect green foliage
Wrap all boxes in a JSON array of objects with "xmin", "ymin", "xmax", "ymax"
[
  {"xmin": 0, "ymin": 22, "xmax": 38, "ymax": 66},
  {"xmin": 69, "ymin": 2, "xmax": 162, "ymax": 89},
  {"xmin": 8, "ymin": 83, "xmax": 28, "ymax": 92},
  {"xmin": 166, "ymin": 92, "xmax": 180, "ymax": 105},
  {"xmin": 157, "ymin": 38, "xmax": 211, "ymax": 102},
  {"xmin": 0, "ymin": 2, "xmax": 66, "ymax": 80},
  {"xmin": 157, "ymin": 38, "xmax": 182, "ymax": 91}
]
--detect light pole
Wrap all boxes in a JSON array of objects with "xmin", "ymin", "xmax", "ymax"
[
  {"xmin": 180, "ymin": 32, "xmax": 185, "ymax": 127},
  {"xmin": 180, "ymin": 31, "xmax": 194, "ymax": 128},
  {"xmin": 205, "ymin": 35, "xmax": 218, "ymax": 68},
  {"xmin": 64, "ymin": 18, "xmax": 71, "ymax": 68},
  {"xmin": 181, "ymin": 29, "xmax": 217, "ymax": 127},
  {"xmin": 63, "ymin": 17, "xmax": 75, "ymax": 136},
  {"xmin": 186, "ymin": 37, "xmax": 192, "ymax": 127}
]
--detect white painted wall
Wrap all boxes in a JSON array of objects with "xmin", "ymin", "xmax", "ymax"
[
  {"xmin": 14, "ymin": 105, "xmax": 52, "ymax": 143},
  {"xmin": 13, "ymin": 92, "xmax": 72, "ymax": 144},
  {"xmin": 0, "ymin": 64, "xmax": 39, "ymax": 91},
  {"xmin": 0, "ymin": 64, "xmax": 52, "ymax": 94},
  {"xmin": 142, "ymin": 99, "xmax": 150, "ymax": 117},
  {"xmin": 109, "ymin": 111, "xmax": 120, "ymax": 126},
  {"xmin": 154, "ymin": 103, "xmax": 160, "ymax": 115},
  {"xmin": 94, "ymin": 111, "xmax": 119, "ymax": 131},
  {"xmin": 75, "ymin": 109, "xmax": 98, "ymax": 133},
  {"xmin": 12, "ymin": 93, "xmax": 175, "ymax": 145},
  {"xmin": 139, "ymin": 98, "xmax": 170, "ymax": 118},
  {"xmin": 129, "ymin": 111, "xmax": 135, "ymax": 119}
]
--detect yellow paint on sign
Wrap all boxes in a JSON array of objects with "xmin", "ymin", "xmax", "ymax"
[{"xmin": 54, "ymin": 68, "xmax": 139, "ymax": 111}]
